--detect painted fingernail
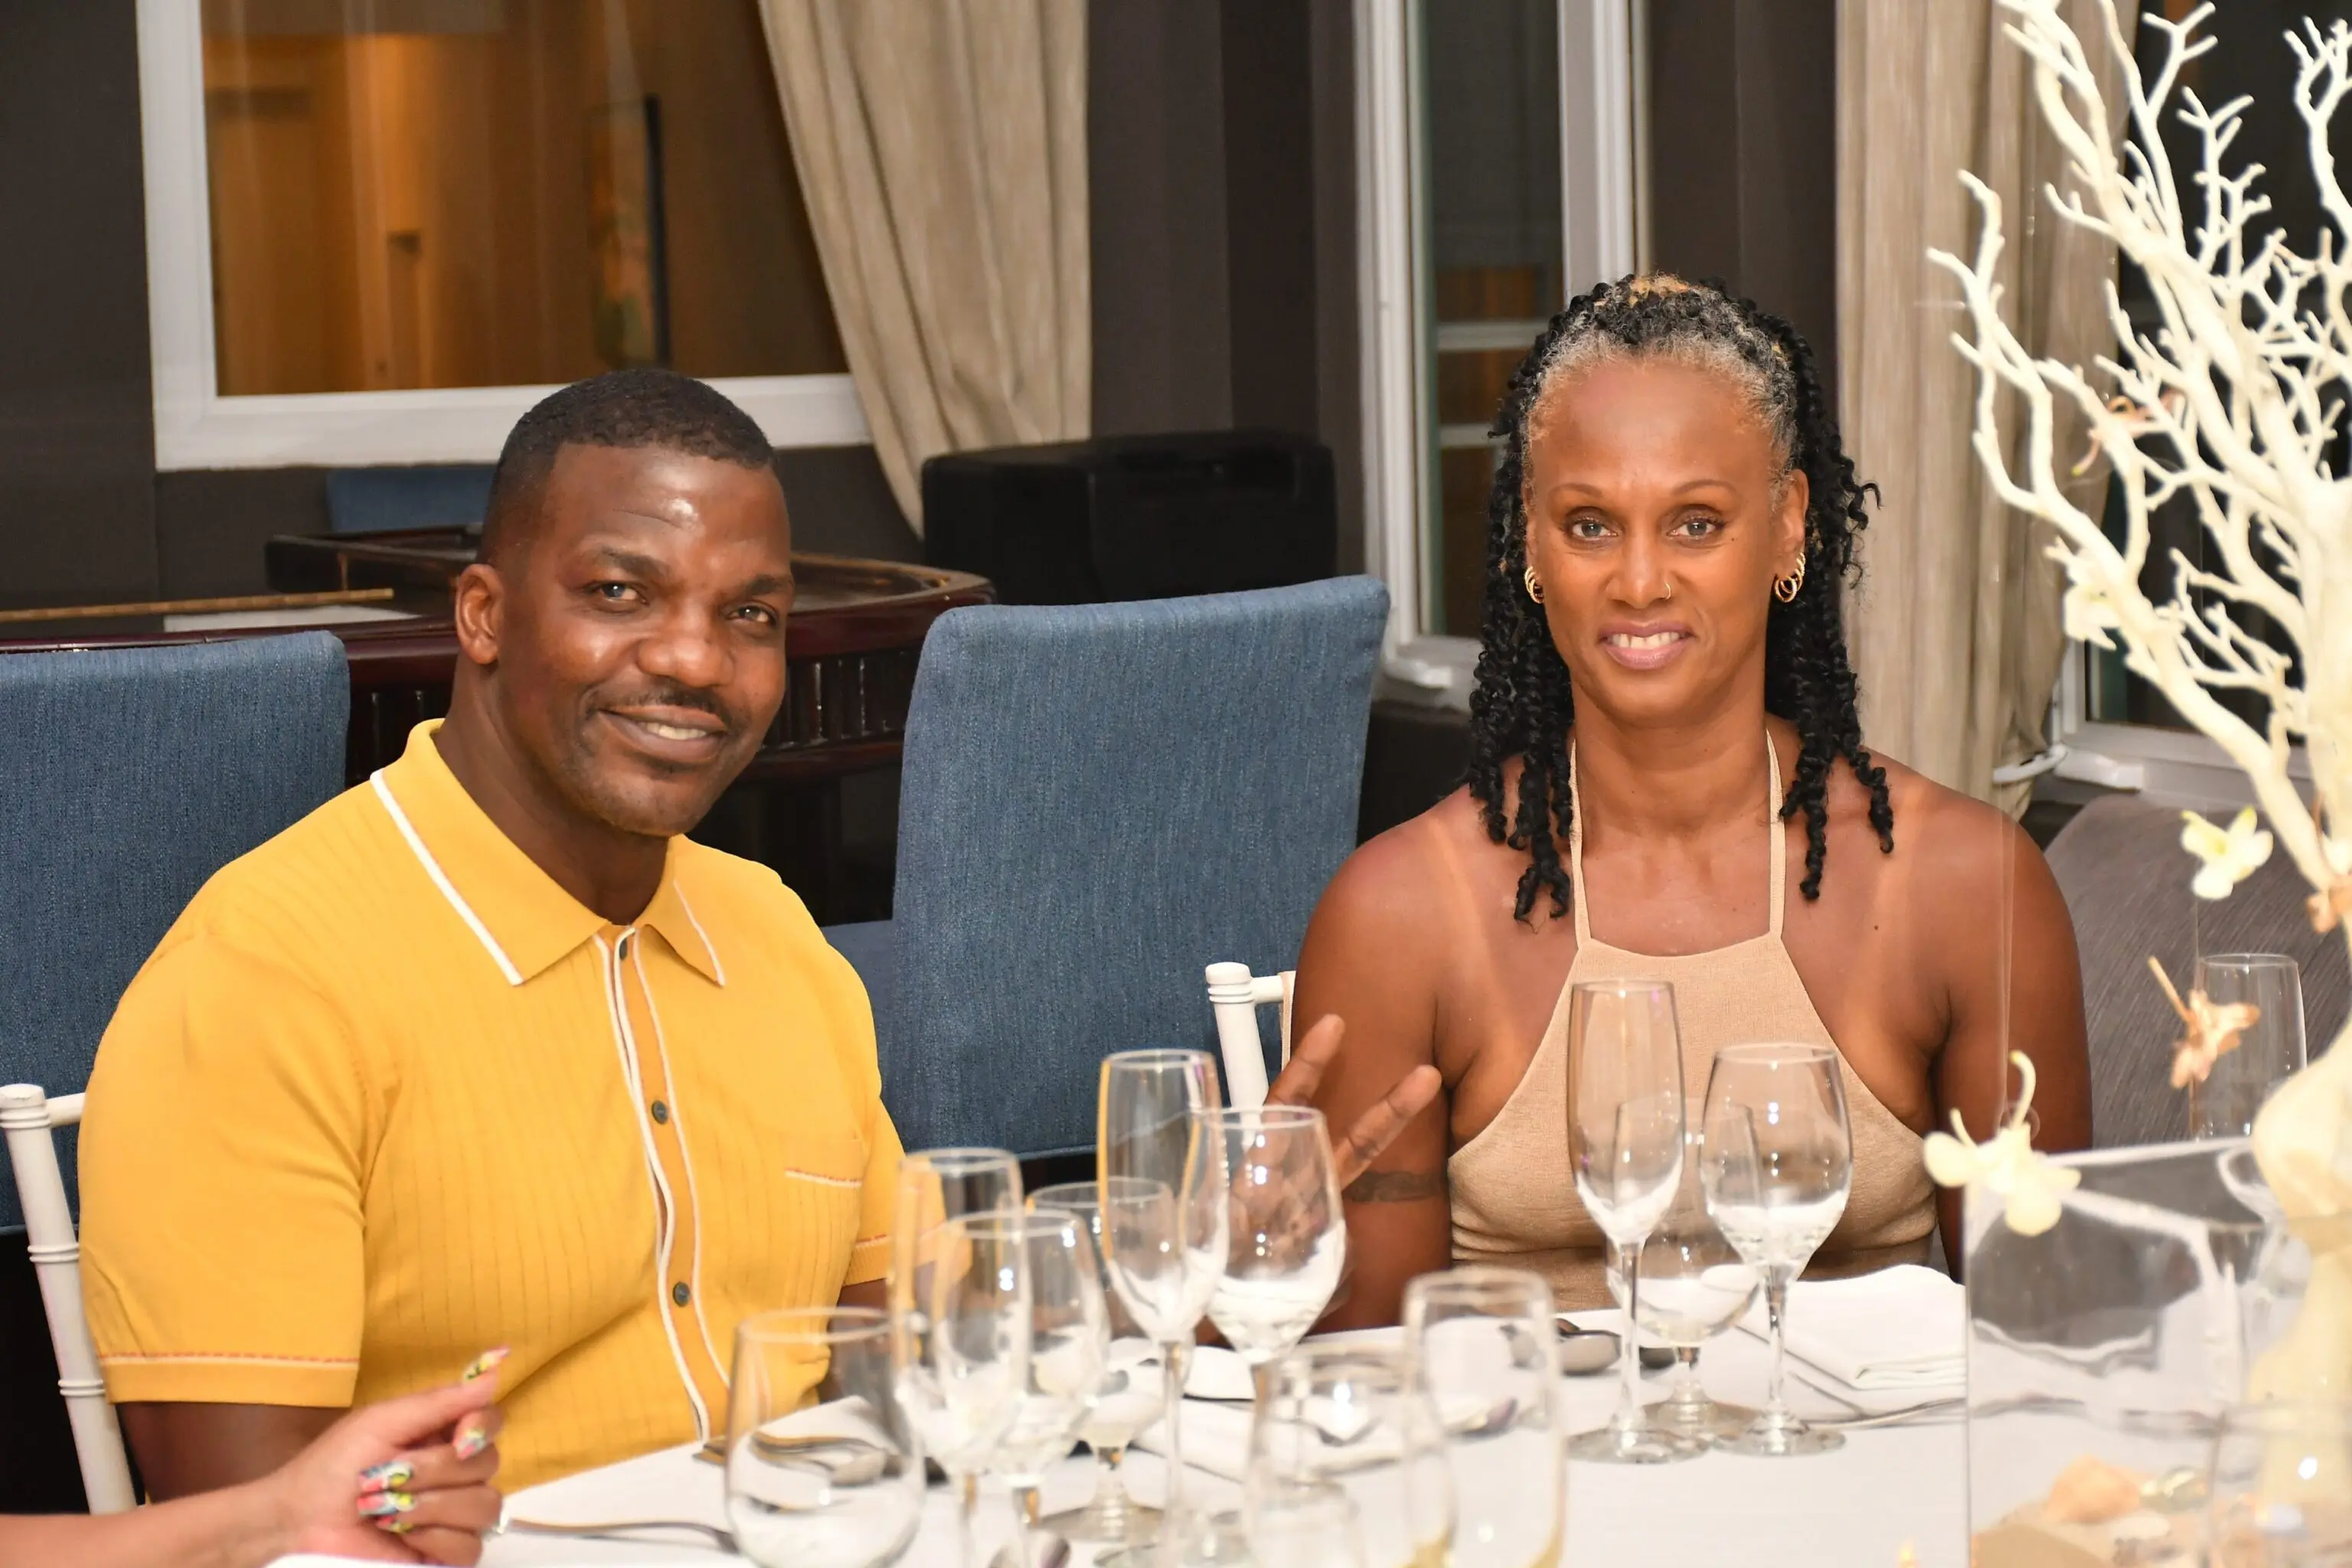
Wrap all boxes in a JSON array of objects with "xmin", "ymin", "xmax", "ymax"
[
  {"xmin": 375, "ymin": 1517, "xmax": 415, "ymax": 1536},
  {"xmin": 358, "ymin": 1489, "xmax": 416, "ymax": 1518},
  {"xmin": 356, "ymin": 1459, "xmax": 413, "ymax": 1494},
  {"xmin": 453, "ymin": 1423, "xmax": 489, "ymax": 1461},
  {"xmin": 460, "ymin": 1347, "xmax": 510, "ymax": 1383}
]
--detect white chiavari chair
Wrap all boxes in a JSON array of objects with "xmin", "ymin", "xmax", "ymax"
[
  {"xmin": 1, "ymin": 1083, "xmax": 136, "ymax": 1512},
  {"xmin": 1204, "ymin": 962, "xmax": 1294, "ymax": 1109}
]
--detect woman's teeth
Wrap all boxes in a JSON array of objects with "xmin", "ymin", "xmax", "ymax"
[{"xmin": 1607, "ymin": 632, "xmax": 1684, "ymax": 648}]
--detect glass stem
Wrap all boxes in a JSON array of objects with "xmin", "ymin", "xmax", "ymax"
[
  {"xmin": 1161, "ymin": 1339, "xmax": 1189, "ymax": 1521},
  {"xmin": 1086, "ymin": 1443, "xmax": 1132, "ymax": 1538},
  {"xmin": 1762, "ymin": 1272, "xmax": 1792, "ymax": 1424},
  {"xmin": 1012, "ymin": 1483, "xmax": 1041, "ymax": 1568},
  {"xmin": 1671, "ymin": 1346, "xmax": 1704, "ymax": 1413},
  {"xmin": 958, "ymin": 1472, "xmax": 982, "ymax": 1568},
  {"xmin": 1614, "ymin": 1240, "xmax": 1645, "ymax": 1432}
]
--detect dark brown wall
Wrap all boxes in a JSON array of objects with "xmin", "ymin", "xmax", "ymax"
[
  {"xmin": 1647, "ymin": 0, "xmax": 1840, "ymax": 390},
  {"xmin": 0, "ymin": 2, "xmax": 158, "ymax": 612}
]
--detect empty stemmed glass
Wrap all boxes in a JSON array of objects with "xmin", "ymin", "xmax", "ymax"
[
  {"xmin": 1700, "ymin": 1044, "xmax": 1854, "ymax": 1457},
  {"xmin": 2190, "ymin": 954, "xmax": 2309, "ymax": 1140},
  {"xmin": 1097, "ymin": 1050, "xmax": 1227, "ymax": 1540},
  {"xmin": 1198, "ymin": 1105, "xmax": 1347, "ymax": 1367},
  {"xmin": 1028, "ymin": 1179, "xmax": 1165, "ymax": 1545},
  {"xmin": 892, "ymin": 1150, "xmax": 1028, "ymax": 1568},
  {"xmin": 724, "ymin": 1307, "xmax": 925, "ymax": 1568},
  {"xmin": 977, "ymin": 1210, "xmax": 1109, "ymax": 1568},
  {"xmin": 1245, "ymin": 1345, "xmax": 1452, "ymax": 1568},
  {"xmin": 1615, "ymin": 1096, "xmax": 1760, "ymax": 1441},
  {"xmin": 1403, "ymin": 1268, "xmax": 1566, "ymax": 1568},
  {"xmin": 1563, "ymin": 978, "xmax": 1694, "ymax": 1463}
]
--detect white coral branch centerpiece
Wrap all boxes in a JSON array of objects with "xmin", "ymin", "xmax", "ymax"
[{"xmin": 1932, "ymin": 0, "xmax": 2352, "ymax": 1400}]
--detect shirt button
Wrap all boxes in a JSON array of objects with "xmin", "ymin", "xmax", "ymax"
[
  {"xmin": 650, "ymin": 1100, "xmax": 669, "ymax": 1125},
  {"xmin": 672, "ymin": 1282, "xmax": 691, "ymax": 1308}
]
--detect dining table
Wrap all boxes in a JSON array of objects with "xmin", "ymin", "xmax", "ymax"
[{"xmin": 270, "ymin": 1310, "xmax": 1967, "ymax": 1568}]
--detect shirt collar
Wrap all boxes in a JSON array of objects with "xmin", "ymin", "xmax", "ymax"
[{"xmin": 372, "ymin": 721, "xmax": 726, "ymax": 987}]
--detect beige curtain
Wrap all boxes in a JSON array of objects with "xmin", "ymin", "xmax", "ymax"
[
  {"xmin": 1838, "ymin": 0, "xmax": 2136, "ymax": 814},
  {"xmin": 757, "ymin": 2, "xmax": 1090, "ymax": 531}
]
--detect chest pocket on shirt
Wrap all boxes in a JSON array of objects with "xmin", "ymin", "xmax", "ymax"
[{"xmin": 760, "ymin": 1129, "xmax": 870, "ymax": 1303}]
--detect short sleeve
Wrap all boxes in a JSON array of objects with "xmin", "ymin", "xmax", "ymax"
[
  {"xmin": 844, "ymin": 1097, "xmax": 904, "ymax": 1287},
  {"xmin": 78, "ymin": 931, "xmax": 369, "ymax": 1407}
]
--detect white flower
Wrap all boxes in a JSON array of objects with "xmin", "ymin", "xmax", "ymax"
[
  {"xmin": 2180, "ymin": 807, "xmax": 2272, "ymax": 900},
  {"xmin": 1922, "ymin": 1052, "xmax": 2082, "ymax": 1237}
]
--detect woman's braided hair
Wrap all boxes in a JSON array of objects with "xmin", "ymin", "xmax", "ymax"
[{"xmin": 1465, "ymin": 274, "xmax": 1894, "ymax": 923}]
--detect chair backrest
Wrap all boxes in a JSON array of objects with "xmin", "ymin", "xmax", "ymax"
[
  {"xmin": 325, "ymin": 465, "xmax": 494, "ymax": 534},
  {"xmin": 2045, "ymin": 793, "xmax": 2350, "ymax": 1148},
  {"xmin": 877, "ymin": 577, "xmax": 1387, "ymax": 1154},
  {"xmin": 1206, "ymin": 962, "xmax": 1293, "ymax": 1109},
  {"xmin": 0, "ymin": 634, "xmax": 348, "ymax": 1228},
  {"xmin": 0, "ymin": 1086, "xmax": 133, "ymax": 1511}
]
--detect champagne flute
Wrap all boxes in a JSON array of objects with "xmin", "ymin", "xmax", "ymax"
[
  {"xmin": 1199, "ymin": 1106, "xmax": 1347, "ymax": 1365},
  {"xmin": 892, "ymin": 1150, "xmax": 1027, "ymax": 1568},
  {"xmin": 1700, "ymin": 1044, "xmax": 1853, "ymax": 1457},
  {"xmin": 1612, "ymin": 1096, "xmax": 1760, "ymax": 1441},
  {"xmin": 1562, "ymin": 978, "xmax": 1694, "ymax": 1464},
  {"xmin": 1028, "ymin": 1179, "xmax": 1165, "ymax": 1544},
  {"xmin": 2190, "ymin": 955, "xmax": 2308, "ymax": 1140},
  {"xmin": 1403, "ymin": 1268, "xmax": 1565, "ymax": 1568},
  {"xmin": 724, "ymin": 1307, "xmax": 925, "ymax": 1568},
  {"xmin": 1097, "ymin": 1050, "xmax": 1226, "ymax": 1540},
  {"xmin": 1245, "ymin": 1345, "xmax": 1452, "ymax": 1568},
  {"xmin": 977, "ymin": 1210, "xmax": 1109, "ymax": 1568}
]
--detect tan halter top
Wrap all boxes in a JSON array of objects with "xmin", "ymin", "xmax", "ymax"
[{"xmin": 1447, "ymin": 736, "xmax": 1936, "ymax": 1310}]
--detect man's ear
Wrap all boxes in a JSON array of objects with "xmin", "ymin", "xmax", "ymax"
[{"xmin": 451, "ymin": 562, "xmax": 504, "ymax": 669}]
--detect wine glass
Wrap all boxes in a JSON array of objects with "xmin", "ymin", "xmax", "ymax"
[
  {"xmin": 1027, "ymin": 1179, "xmax": 1165, "ymax": 1545},
  {"xmin": 1243, "ymin": 1485, "xmax": 1367, "ymax": 1568},
  {"xmin": 1245, "ymin": 1344, "xmax": 1452, "ymax": 1568},
  {"xmin": 1562, "ymin": 978, "xmax": 1694, "ymax": 1464},
  {"xmin": 724, "ymin": 1307, "xmax": 925, "ymax": 1568},
  {"xmin": 2207, "ymin": 1400, "xmax": 2352, "ymax": 1565},
  {"xmin": 892, "ymin": 1150, "xmax": 1027, "ymax": 1568},
  {"xmin": 1199, "ymin": 1105, "xmax": 1347, "ymax": 1365},
  {"xmin": 1097, "ymin": 1050, "xmax": 1226, "ymax": 1538},
  {"xmin": 2191, "ymin": 955, "xmax": 2309, "ymax": 1140},
  {"xmin": 974, "ymin": 1210, "xmax": 1108, "ymax": 1568},
  {"xmin": 1613, "ymin": 1096, "xmax": 1760, "ymax": 1441},
  {"xmin": 1403, "ymin": 1268, "xmax": 1565, "ymax": 1568},
  {"xmin": 1699, "ymin": 1043, "xmax": 1853, "ymax": 1457}
]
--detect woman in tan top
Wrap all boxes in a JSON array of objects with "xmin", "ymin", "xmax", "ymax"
[{"xmin": 1298, "ymin": 276, "xmax": 2090, "ymax": 1319}]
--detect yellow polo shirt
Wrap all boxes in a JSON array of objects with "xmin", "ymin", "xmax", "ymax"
[{"xmin": 79, "ymin": 721, "xmax": 901, "ymax": 1488}]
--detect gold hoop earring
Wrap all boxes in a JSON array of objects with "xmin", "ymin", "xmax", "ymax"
[
  {"xmin": 1524, "ymin": 565, "xmax": 1544, "ymax": 604},
  {"xmin": 1773, "ymin": 557, "xmax": 1806, "ymax": 603}
]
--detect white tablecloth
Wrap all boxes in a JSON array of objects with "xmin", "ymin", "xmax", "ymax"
[{"xmin": 271, "ymin": 1318, "xmax": 1965, "ymax": 1568}]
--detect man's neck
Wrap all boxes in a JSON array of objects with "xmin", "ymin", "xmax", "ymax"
[
  {"xmin": 1569, "ymin": 681, "xmax": 1778, "ymax": 844},
  {"xmin": 431, "ymin": 698, "xmax": 667, "ymax": 924}
]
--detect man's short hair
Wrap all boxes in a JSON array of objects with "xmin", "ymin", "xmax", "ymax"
[{"xmin": 480, "ymin": 368, "xmax": 779, "ymax": 562}]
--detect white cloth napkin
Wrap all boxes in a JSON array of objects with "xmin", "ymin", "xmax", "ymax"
[
  {"xmin": 1133, "ymin": 1397, "xmax": 1257, "ymax": 1481},
  {"xmin": 1736, "ymin": 1265, "xmax": 1965, "ymax": 1390}
]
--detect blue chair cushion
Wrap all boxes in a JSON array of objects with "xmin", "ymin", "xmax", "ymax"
[
  {"xmin": 868, "ymin": 578, "xmax": 1387, "ymax": 1155},
  {"xmin": 0, "ymin": 633, "xmax": 348, "ymax": 1227}
]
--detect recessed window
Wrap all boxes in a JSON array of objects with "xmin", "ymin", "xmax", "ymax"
[{"xmin": 199, "ymin": 0, "xmax": 842, "ymax": 395}]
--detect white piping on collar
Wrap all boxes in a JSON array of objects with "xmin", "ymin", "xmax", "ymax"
[
  {"xmin": 672, "ymin": 884, "xmax": 726, "ymax": 986},
  {"xmin": 371, "ymin": 770, "xmax": 523, "ymax": 986}
]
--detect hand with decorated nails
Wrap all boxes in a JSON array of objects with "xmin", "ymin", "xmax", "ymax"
[{"xmin": 0, "ymin": 1349, "xmax": 508, "ymax": 1568}]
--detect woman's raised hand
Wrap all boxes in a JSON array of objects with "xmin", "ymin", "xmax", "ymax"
[{"xmin": 263, "ymin": 1359, "xmax": 507, "ymax": 1565}]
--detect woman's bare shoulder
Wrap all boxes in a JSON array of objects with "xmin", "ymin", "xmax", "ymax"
[{"xmin": 1310, "ymin": 778, "xmax": 1525, "ymax": 940}]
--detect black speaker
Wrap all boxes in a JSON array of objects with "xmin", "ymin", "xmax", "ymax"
[{"xmin": 921, "ymin": 430, "xmax": 1338, "ymax": 604}]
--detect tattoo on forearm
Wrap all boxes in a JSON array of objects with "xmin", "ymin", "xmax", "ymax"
[{"xmin": 1343, "ymin": 1168, "xmax": 1446, "ymax": 1204}]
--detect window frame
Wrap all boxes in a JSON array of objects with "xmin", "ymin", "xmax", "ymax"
[
  {"xmin": 136, "ymin": 0, "xmax": 868, "ymax": 471},
  {"xmin": 2044, "ymin": 641, "xmax": 2311, "ymax": 814},
  {"xmin": 1355, "ymin": 0, "xmax": 1639, "ymax": 707}
]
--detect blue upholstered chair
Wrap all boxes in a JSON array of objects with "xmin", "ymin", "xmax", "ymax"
[
  {"xmin": 326, "ymin": 464, "xmax": 495, "ymax": 534},
  {"xmin": 0, "ymin": 633, "xmax": 350, "ymax": 1229},
  {"xmin": 825, "ymin": 577, "xmax": 1389, "ymax": 1155}
]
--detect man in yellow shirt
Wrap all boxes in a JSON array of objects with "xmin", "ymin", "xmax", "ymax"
[{"xmin": 79, "ymin": 369, "xmax": 901, "ymax": 1495}]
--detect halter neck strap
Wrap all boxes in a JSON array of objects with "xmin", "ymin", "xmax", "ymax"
[{"xmin": 1566, "ymin": 733, "xmax": 1787, "ymax": 944}]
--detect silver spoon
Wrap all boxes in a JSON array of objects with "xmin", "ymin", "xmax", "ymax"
[{"xmin": 502, "ymin": 1515, "xmax": 737, "ymax": 1552}]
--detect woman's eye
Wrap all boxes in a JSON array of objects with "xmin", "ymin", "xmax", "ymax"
[
  {"xmin": 1566, "ymin": 517, "xmax": 1612, "ymax": 541},
  {"xmin": 1674, "ymin": 514, "xmax": 1724, "ymax": 538}
]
